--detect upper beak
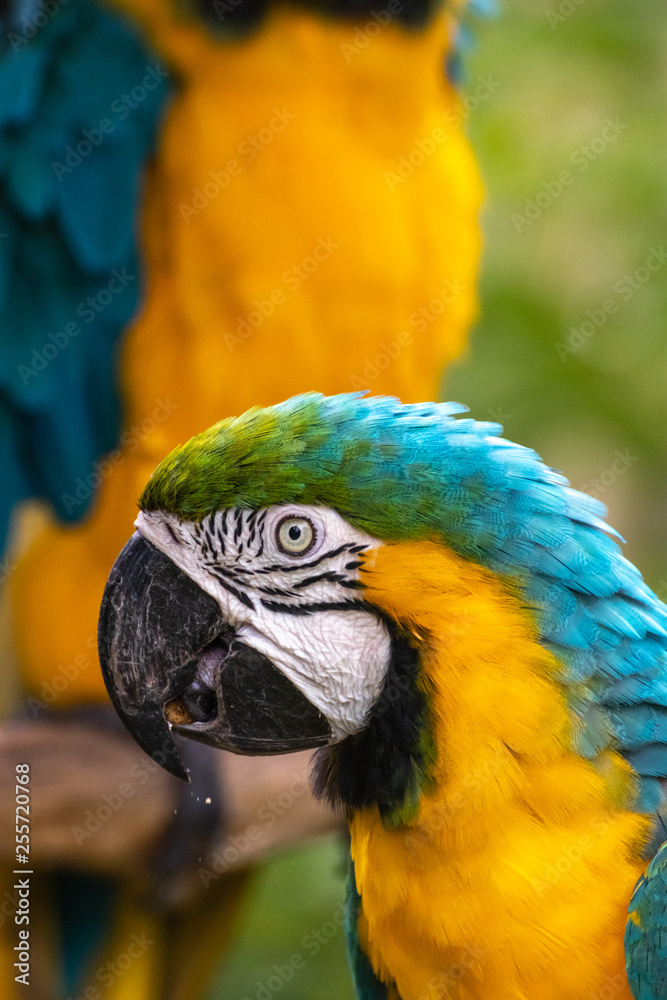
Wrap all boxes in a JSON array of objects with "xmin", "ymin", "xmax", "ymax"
[{"xmin": 98, "ymin": 533, "xmax": 332, "ymax": 781}]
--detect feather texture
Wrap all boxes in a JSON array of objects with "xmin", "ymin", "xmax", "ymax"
[
  {"xmin": 626, "ymin": 840, "xmax": 667, "ymax": 1000},
  {"xmin": 350, "ymin": 539, "xmax": 648, "ymax": 1000}
]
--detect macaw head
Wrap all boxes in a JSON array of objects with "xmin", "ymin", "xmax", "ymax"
[
  {"xmin": 100, "ymin": 394, "xmax": 454, "ymax": 812},
  {"xmin": 100, "ymin": 392, "xmax": 652, "ymax": 820}
]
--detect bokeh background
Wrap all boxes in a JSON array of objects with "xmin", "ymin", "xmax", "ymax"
[
  {"xmin": 0, "ymin": 0, "xmax": 665, "ymax": 997},
  {"xmin": 213, "ymin": 2, "xmax": 667, "ymax": 997},
  {"xmin": 450, "ymin": 0, "xmax": 667, "ymax": 587}
]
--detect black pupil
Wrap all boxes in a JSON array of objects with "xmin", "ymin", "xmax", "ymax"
[{"xmin": 289, "ymin": 525, "xmax": 302, "ymax": 540}]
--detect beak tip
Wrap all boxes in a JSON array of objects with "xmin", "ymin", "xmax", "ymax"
[
  {"xmin": 142, "ymin": 727, "xmax": 192, "ymax": 782},
  {"xmin": 163, "ymin": 753, "xmax": 191, "ymax": 783}
]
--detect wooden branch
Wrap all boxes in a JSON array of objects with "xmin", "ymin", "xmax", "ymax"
[{"xmin": 0, "ymin": 718, "xmax": 342, "ymax": 906}]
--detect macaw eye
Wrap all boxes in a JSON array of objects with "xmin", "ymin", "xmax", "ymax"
[{"xmin": 276, "ymin": 516, "xmax": 316, "ymax": 556}]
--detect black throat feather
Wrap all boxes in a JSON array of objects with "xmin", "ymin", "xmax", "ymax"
[{"xmin": 311, "ymin": 617, "xmax": 435, "ymax": 827}]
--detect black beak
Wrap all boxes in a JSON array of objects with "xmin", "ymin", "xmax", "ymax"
[{"xmin": 99, "ymin": 533, "xmax": 332, "ymax": 781}]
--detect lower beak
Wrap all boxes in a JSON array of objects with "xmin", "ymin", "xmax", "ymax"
[{"xmin": 98, "ymin": 533, "xmax": 332, "ymax": 780}]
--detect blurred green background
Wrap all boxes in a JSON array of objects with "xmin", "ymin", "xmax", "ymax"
[
  {"xmin": 213, "ymin": 2, "xmax": 667, "ymax": 996},
  {"xmin": 214, "ymin": 835, "xmax": 354, "ymax": 1000},
  {"xmin": 448, "ymin": 0, "xmax": 667, "ymax": 588}
]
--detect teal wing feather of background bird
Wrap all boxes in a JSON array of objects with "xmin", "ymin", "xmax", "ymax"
[{"xmin": 0, "ymin": 0, "xmax": 170, "ymax": 552}]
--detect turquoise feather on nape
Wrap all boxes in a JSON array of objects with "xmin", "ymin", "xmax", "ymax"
[
  {"xmin": 0, "ymin": 0, "xmax": 171, "ymax": 554},
  {"xmin": 142, "ymin": 392, "xmax": 667, "ymax": 823},
  {"xmin": 626, "ymin": 838, "xmax": 667, "ymax": 1000}
]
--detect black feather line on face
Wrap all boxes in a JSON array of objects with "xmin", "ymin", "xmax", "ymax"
[
  {"xmin": 254, "ymin": 543, "xmax": 357, "ymax": 575},
  {"xmin": 311, "ymin": 615, "xmax": 433, "ymax": 825},
  {"xmin": 217, "ymin": 578, "xmax": 255, "ymax": 610},
  {"xmin": 259, "ymin": 598, "xmax": 367, "ymax": 616},
  {"xmin": 166, "ymin": 523, "xmax": 182, "ymax": 546},
  {"xmin": 216, "ymin": 528, "xmax": 226, "ymax": 555}
]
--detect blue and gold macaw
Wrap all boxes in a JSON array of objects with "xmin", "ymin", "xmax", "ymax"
[
  {"xmin": 1, "ymin": 0, "xmax": 489, "ymax": 996},
  {"xmin": 99, "ymin": 393, "xmax": 667, "ymax": 1000}
]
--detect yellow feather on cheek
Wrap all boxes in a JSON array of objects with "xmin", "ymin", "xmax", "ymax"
[{"xmin": 351, "ymin": 541, "xmax": 649, "ymax": 1000}]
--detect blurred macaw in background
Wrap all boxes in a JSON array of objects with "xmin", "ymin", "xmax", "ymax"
[{"xmin": 0, "ymin": 0, "xmax": 486, "ymax": 995}]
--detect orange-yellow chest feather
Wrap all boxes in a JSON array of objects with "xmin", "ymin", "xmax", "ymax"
[{"xmin": 352, "ymin": 541, "xmax": 648, "ymax": 1000}]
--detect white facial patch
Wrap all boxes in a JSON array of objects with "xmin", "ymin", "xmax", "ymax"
[{"xmin": 135, "ymin": 505, "xmax": 390, "ymax": 741}]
